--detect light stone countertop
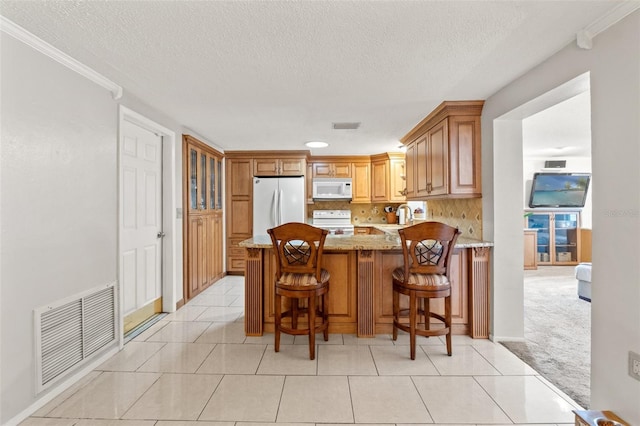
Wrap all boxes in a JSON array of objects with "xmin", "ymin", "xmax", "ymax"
[{"xmin": 239, "ymin": 225, "xmax": 493, "ymax": 251}]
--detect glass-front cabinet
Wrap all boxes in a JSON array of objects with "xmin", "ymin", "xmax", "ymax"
[
  {"xmin": 526, "ymin": 210, "xmax": 580, "ymax": 265},
  {"xmin": 188, "ymin": 146, "xmax": 223, "ymax": 213}
]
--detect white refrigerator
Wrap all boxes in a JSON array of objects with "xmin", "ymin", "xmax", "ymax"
[{"xmin": 253, "ymin": 176, "xmax": 305, "ymax": 237}]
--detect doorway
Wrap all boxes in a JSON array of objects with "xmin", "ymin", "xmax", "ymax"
[
  {"xmin": 493, "ymin": 72, "xmax": 593, "ymax": 407},
  {"xmin": 118, "ymin": 106, "xmax": 177, "ymax": 343}
]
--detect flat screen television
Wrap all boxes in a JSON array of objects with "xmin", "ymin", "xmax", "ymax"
[{"xmin": 529, "ymin": 172, "xmax": 591, "ymax": 208}]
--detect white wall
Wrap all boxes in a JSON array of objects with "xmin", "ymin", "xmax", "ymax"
[
  {"xmin": 483, "ymin": 11, "xmax": 640, "ymax": 422},
  {"xmin": 0, "ymin": 30, "xmax": 225, "ymax": 424},
  {"xmin": 1, "ymin": 35, "xmax": 118, "ymax": 422}
]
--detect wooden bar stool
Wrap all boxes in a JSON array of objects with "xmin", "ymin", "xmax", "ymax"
[
  {"xmin": 267, "ymin": 222, "xmax": 330, "ymax": 360},
  {"xmin": 392, "ymin": 221, "xmax": 461, "ymax": 359}
]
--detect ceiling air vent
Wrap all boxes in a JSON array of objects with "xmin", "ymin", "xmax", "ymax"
[
  {"xmin": 544, "ymin": 160, "xmax": 566, "ymax": 169},
  {"xmin": 332, "ymin": 122, "xmax": 360, "ymax": 130}
]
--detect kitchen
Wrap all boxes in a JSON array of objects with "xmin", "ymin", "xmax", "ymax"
[{"xmin": 229, "ymin": 100, "xmax": 492, "ymax": 339}]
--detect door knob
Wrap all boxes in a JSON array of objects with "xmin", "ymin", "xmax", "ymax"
[{"xmin": 157, "ymin": 231, "xmax": 166, "ymax": 238}]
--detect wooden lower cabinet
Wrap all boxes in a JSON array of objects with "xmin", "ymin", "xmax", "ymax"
[
  {"xmin": 186, "ymin": 212, "xmax": 224, "ymax": 299},
  {"xmin": 251, "ymin": 246, "xmax": 487, "ymax": 337},
  {"xmin": 374, "ymin": 249, "xmax": 469, "ymax": 335},
  {"xmin": 262, "ymin": 250, "xmax": 358, "ymax": 333}
]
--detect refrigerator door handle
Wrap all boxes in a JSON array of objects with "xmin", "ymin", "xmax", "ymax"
[
  {"xmin": 272, "ymin": 189, "xmax": 278, "ymax": 227},
  {"xmin": 279, "ymin": 189, "xmax": 284, "ymax": 225}
]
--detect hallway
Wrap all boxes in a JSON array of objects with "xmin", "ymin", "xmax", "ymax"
[{"xmin": 22, "ymin": 275, "xmax": 581, "ymax": 425}]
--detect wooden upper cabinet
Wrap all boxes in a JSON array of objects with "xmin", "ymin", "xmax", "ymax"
[
  {"xmin": 254, "ymin": 157, "xmax": 305, "ymax": 176},
  {"xmin": 401, "ymin": 101, "xmax": 483, "ymax": 200},
  {"xmin": 351, "ymin": 162, "xmax": 371, "ymax": 203},
  {"xmin": 371, "ymin": 153, "xmax": 406, "ymax": 203},
  {"xmin": 371, "ymin": 159, "xmax": 388, "ymax": 202},
  {"xmin": 312, "ymin": 162, "xmax": 351, "ymax": 178}
]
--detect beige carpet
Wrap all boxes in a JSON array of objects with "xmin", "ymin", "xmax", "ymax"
[{"xmin": 501, "ymin": 265, "xmax": 591, "ymax": 409}]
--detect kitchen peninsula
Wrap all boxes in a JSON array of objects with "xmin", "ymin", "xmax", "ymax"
[{"xmin": 239, "ymin": 226, "xmax": 493, "ymax": 339}]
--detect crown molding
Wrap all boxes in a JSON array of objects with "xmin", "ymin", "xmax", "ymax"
[
  {"xmin": 0, "ymin": 16, "xmax": 123, "ymax": 99},
  {"xmin": 577, "ymin": 1, "xmax": 640, "ymax": 49}
]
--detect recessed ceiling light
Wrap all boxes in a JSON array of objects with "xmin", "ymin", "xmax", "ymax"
[{"xmin": 305, "ymin": 141, "xmax": 328, "ymax": 148}]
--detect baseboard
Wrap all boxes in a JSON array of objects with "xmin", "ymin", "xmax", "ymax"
[
  {"xmin": 490, "ymin": 334, "xmax": 526, "ymax": 343},
  {"xmin": 5, "ymin": 344, "xmax": 120, "ymax": 426}
]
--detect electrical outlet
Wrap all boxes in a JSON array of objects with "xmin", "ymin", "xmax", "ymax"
[{"xmin": 629, "ymin": 351, "xmax": 640, "ymax": 381}]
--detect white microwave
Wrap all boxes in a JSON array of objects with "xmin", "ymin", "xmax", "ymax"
[{"xmin": 312, "ymin": 178, "xmax": 352, "ymax": 200}]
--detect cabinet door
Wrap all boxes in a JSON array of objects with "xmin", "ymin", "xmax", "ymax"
[
  {"xmin": 389, "ymin": 158, "xmax": 406, "ymax": 202},
  {"xmin": 306, "ymin": 162, "xmax": 314, "ymax": 204},
  {"xmin": 428, "ymin": 249, "xmax": 468, "ymax": 326},
  {"xmin": 313, "ymin": 162, "xmax": 351, "ymax": 177},
  {"xmin": 449, "ymin": 115, "xmax": 481, "ymax": 196},
  {"xmin": 524, "ymin": 230, "xmax": 538, "ymax": 270},
  {"xmin": 254, "ymin": 158, "xmax": 279, "ymax": 176},
  {"xmin": 280, "ymin": 158, "xmax": 305, "ymax": 176},
  {"xmin": 415, "ymin": 135, "xmax": 430, "ymax": 197},
  {"xmin": 333, "ymin": 163, "xmax": 352, "ymax": 177},
  {"xmin": 427, "ymin": 119, "xmax": 448, "ymax": 197},
  {"xmin": 209, "ymin": 155, "xmax": 217, "ymax": 210},
  {"xmin": 229, "ymin": 159, "xmax": 252, "ymax": 197},
  {"xmin": 188, "ymin": 216, "xmax": 206, "ymax": 298},
  {"xmin": 217, "ymin": 159, "xmax": 223, "ymax": 209},
  {"xmin": 312, "ymin": 162, "xmax": 334, "ymax": 177},
  {"xmin": 553, "ymin": 212, "xmax": 579, "ymax": 264},
  {"xmin": 263, "ymin": 250, "xmax": 357, "ymax": 326},
  {"xmin": 351, "ymin": 162, "xmax": 371, "ymax": 203},
  {"xmin": 371, "ymin": 160, "xmax": 388, "ymax": 202},
  {"xmin": 527, "ymin": 213, "xmax": 551, "ymax": 264},
  {"xmin": 405, "ymin": 142, "xmax": 416, "ymax": 198},
  {"xmin": 188, "ymin": 147, "xmax": 202, "ymax": 212},
  {"xmin": 214, "ymin": 213, "xmax": 223, "ymax": 278}
]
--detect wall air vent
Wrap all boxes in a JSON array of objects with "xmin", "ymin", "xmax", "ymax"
[
  {"xmin": 34, "ymin": 282, "xmax": 117, "ymax": 393},
  {"xmin": 544, "ymin": 160, "xmax": 566, "ymax": 169},
  {"xmin": 332, "ymin": 122, "xmax": 361, "ymax": 130}
]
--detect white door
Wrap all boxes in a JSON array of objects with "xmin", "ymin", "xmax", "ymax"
[{"xmin": 120, "ymin": 120, "xmax": 163, "ymax": 318}]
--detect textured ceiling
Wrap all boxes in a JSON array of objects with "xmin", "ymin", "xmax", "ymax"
[{"xmin": 0, "ymin": 1, "xmax": 623, "ymax": 155}]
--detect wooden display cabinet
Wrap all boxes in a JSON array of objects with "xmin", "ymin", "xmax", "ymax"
[
  {"xmin": 182, "ymin": 135, "xmax": 224, "ymax": 302},
  {"xmin": 525, "ymin": 210, "xmax": 581, "ymax": 265}
]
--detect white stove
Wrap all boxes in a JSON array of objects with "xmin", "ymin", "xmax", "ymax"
[{"xmin": 312, "ymin": 210, "xmax": 354, "ymax": 235}]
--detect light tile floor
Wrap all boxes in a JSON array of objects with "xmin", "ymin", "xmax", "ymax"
[{"xmin": 23, "ymin": 275, "xmax": 581, "ymax": 426}]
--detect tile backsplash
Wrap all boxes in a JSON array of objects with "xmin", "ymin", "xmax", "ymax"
[
  {"xmin": 309, "ymin": 197, "xmax": 483, "ymax": 239},
  {"xmin": 426, "ymin": 198, "xmax": 483, "ymax": 239},
  {"xmin": 308, "ymin": 202, "xmax": 403, "ymax": 224}
]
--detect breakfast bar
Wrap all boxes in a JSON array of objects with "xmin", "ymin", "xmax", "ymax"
[{"xmin": 240, "ymin": 225, "xmax": 493, "ymax": 338}]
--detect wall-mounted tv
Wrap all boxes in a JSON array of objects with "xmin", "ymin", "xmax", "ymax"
[{"xmin": 529, "ymin": 172, "xmax": 591, "ymax": 208}]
